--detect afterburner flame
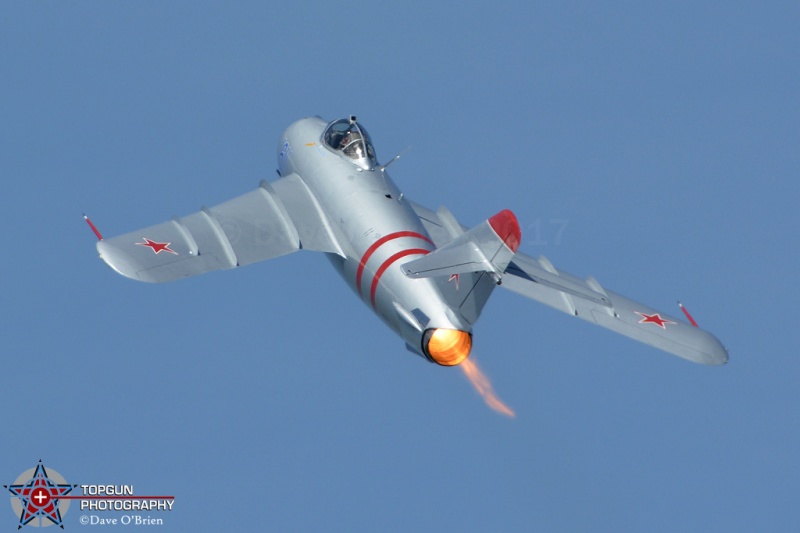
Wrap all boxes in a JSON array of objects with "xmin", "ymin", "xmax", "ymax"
[
  {"xmin": 425, "ymin": 329, "xmax": 471, "ymax": 366},
  {"xmin": 460, "ymin": 357, "xmax": 516, "ymax": 417}
]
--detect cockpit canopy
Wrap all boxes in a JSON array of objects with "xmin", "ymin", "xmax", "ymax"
[{"xmin": 323, "ymin": 117, "xmax": 377, "ymax": 169}]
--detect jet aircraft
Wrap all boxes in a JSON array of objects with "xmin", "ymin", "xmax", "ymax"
[{"xmin": 90, "ymin": 116, "xmax": 728, "ymax": 367}]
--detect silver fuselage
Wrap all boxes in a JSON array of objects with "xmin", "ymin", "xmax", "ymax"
[{"xmin": 277, "ymin": 117, "xmax": 469, "ymax": 357}]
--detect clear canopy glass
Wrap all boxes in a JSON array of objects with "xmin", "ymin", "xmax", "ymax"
[{"xmin": 323, "ymin": 118, "xmax": 377, "ymax": 169}]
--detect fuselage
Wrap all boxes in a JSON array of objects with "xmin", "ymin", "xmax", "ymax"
[{"xmin": 276, "ymin": 116, "xmax": 472, "ymax": 364}]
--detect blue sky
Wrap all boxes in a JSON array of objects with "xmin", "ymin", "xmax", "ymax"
[{"xmin": 2, "ymin": 1, "xmax": 798, "ymax": 531}]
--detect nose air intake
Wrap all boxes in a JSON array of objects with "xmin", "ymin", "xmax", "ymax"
[{"xmin": 423, "ymin": 329, "xmax": 472, "ymax": 366}]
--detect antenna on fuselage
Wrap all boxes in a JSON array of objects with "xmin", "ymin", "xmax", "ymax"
[
  {"xmin": 381, "ymin": 146, "xmax": 411, "ymax": 171},
  {"xmin": 376, "ymin": 147, "xmax": 411, "ymax": 202}
]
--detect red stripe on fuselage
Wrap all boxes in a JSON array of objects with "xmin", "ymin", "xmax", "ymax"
[
  {"xmin": 356, "ymin": 231, "xmax": 433, "ymax": 294},
  {"xmin": 370, "ymin": 248, "xmax": 431, "ymax": 308}
]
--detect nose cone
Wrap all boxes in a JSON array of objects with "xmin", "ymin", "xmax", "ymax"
[{"xmin": 423, "ymin": 329, "xmax": 472, "ymax": 366}]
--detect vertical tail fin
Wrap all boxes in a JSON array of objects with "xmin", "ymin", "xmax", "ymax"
[{"xmin": 402, "ymin": 209, "xmax": 521, "ymax": 324}]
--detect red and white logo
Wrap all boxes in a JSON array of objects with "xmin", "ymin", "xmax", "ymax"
[
  {"xmin": 635, "ymin": 311, "xmax": 676, "ymax": 330},
  {"xmin": 5, "ymin": 461, "xmax": 76, "ymax": 529},
  {"xmin": 135, "ymin": 238, "xmax": 178, "ymax": 255}
]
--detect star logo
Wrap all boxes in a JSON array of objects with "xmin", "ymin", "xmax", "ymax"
[
  {"xmin": 5, "ymin": 460, "xmax": 76, "ymax": 529},
  {"xmin": 136, "ymin": 238, "xmax": 178, "ymax": 255},
  {"xmin": 448, "ymin": 273, "xmax": 460, "ymax": 290},
  {"xmin": 635, "ymin": 311, "xmax": 676, "ymax": 330}
]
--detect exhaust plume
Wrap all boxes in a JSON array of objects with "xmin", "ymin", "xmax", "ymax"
[{"xmin": 460, "ymin": 357, "xmax": 515, "ymax": 417}]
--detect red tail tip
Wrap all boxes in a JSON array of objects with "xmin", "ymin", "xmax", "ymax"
[{"xmin": 488, "ymin": 209, "xmax": 521, "ymax": 253}]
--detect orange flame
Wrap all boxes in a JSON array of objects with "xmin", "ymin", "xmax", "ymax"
[{"xmin": 459, "ymin": 357, "xmax": 516, "ymax": 417}]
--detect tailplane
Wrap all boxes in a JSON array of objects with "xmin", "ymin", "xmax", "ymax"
[{"xmin": 402, "ymin": 210, "xmax": 521, "ymax": 324}]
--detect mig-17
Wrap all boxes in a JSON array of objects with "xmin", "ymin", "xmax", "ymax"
[{"xmin": 89, "ymin": 116, "xmax": 728, "ymax": 369}]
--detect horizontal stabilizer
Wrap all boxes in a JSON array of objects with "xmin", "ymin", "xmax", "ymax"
[
  {"xmin": 402, "ymin": 242, "xmax": 497, "ymax": 279},
  {"xmin": 402, "ymin": 209, "xmax": 521, "ymax": 326},
  {"xmin": 402, "ymin": 210, "xmax": 519, "ymax": 280}
]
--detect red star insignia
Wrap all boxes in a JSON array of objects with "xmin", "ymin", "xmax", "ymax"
[
  {"xmin": 635, "ymin": 311, "xmax": 676, "ymax": 329},
  {"xmin": 448, "ymin": 273, "xmax": 460, "ymax": 290},
  {"xmin": 136, "ymin": 238, "xmax": 178, "ymax": 255}
]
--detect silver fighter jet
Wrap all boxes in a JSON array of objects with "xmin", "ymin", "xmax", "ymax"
[{"xmin": 91, "ymin": 116, "xmax": 728, "ymax": 367}]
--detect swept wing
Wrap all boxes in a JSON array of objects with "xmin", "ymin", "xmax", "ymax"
[
  {"xmin": 96, "ymin": 174, "xmax": 341, "ymax": 283},
  {"xmin": 409, "ymin": 202, "xmax": 727, "ymax": 365}
]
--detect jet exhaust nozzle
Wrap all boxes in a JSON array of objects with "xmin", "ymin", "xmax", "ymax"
[{"xmin": 423, "ymin": 329, "xmax": 472, "ymax": 366}]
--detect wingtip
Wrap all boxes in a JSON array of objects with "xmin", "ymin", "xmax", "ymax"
[{"xmin": 700, "ymin": 336, "xmax": 729, "ymax": 366}]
